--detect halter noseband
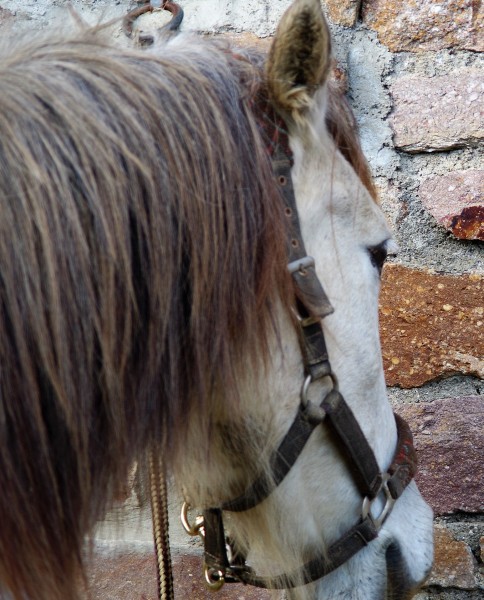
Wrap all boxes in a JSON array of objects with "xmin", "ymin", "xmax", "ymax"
[{"xmin": 181, "ymin": 96, "xmax": 417, "ymax": 591}]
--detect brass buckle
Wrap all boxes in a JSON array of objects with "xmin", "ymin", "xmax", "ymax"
[{"xmin": 291, "ymin": 306, "xmax": 321, "ymax": 328}]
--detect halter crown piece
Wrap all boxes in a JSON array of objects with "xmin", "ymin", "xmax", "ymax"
[{"xmin": 180, "ymin": 93, "xmax": 418, "ymax": 591}]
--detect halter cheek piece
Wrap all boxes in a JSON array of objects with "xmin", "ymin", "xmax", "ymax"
[{"xmin": 181, "ymin": 98, "xmax": 417, "ymax": 590}]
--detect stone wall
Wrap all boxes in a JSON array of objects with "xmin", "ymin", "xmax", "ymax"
[
  {"xmin": 335, "ymin": 4, "xmax": 483, "ymax": 598},
  {"xmin": 0, "ymin": 1, "xmax": 482, "ymax": 598}
]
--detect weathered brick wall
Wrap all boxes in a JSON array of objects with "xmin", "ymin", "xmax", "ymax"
[{"xmin": 0, "ymin": 1, "xmax": 482, "ymax": 598}]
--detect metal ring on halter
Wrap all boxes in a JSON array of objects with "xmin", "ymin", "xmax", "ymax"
[
  {"xmin": 180, "ymin": 502, "xmax": 205, "ymax": 538},
  {"xmin": 300, "ymin": 372, "xmax": 339, "ymax": 408},
  {"xmin": 300, "ymin": 375, "xmax": 312, "ymax": 408},
  {"xmin": 204, "ymin": 564, "xmax": 225, "ymax": 591},
  {"xmin": 361, "ymin": 473, "xmax": 396, "ymax": 531}
]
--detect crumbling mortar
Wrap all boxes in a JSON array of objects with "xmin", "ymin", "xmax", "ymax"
[{"xmin": 388, "ymin": 376, "xmax": 484, "ymax": 405}]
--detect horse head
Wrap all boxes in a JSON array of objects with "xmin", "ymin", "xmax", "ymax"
[{"xmin": 176, "ymin": 1, "xmax": 434, "ymax": 598}]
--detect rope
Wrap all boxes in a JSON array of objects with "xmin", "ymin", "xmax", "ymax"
[{"xmin": 149, "ymin": 450, "xmax": 175, "ymax": 600}]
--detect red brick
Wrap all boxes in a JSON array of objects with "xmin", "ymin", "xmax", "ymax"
[
  {"xmin": 326, "ymin": 0, "xmax": 360, "ymax": 27},
  {"xmin": 396, "ymin": 397, "xmax": 484, "ymax": 516},
  {"xmin": 363, "ymin": 0, "xmax": 483, "ymax": 52},
  {"xmin": 389, "ymin": 71, "xmax": 484, "ymax": 153},
  {"xmin": 380, "ymin": 265, "xmax": 483, "ymax": 387},
  {"xmin": 427, "ymin": 525, "xmax": 477, "ymax": 589},
  {"xmin": 419, "ymin": 170, "xmax": 484, "ymax": 241}
]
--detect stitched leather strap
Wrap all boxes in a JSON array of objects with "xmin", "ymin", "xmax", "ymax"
[
  {"xmin": 274, "ymin": 152, "xmax": 334, "ymax": 322},
  {"xmin": 203, "ymin": 412, "xmax": 416, "ymax": 589},
  {"xmin": 221, "ymin": 387, "xmax": 384, "ymax": 512}
]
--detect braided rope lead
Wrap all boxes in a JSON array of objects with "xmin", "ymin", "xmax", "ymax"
[{"xmin": 149, "ymin": 450, "xmax": 175, "ymax": 600}]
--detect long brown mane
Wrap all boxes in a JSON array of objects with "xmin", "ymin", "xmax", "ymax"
[
  {"xmin": 0, "ymin": 30, "xmax": 375, "ymax": 600},
  {"xmin": 0, "ymin": 33, "xmax": 288, "ymax": 600}
]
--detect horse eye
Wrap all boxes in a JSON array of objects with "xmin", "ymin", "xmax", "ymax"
[{"xmin": 368, "ymin": 240, "xmax": 395, "ymax": 275}]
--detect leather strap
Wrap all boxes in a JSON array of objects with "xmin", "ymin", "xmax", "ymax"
[
  {"xmin": 221, "ymin": 402, "xmax": 327, "ymax": 512},
  {"xmin": 274, "ymin": 153, "xmax": 334, "ymax": 321},
  {"xmin": 387, "ymin": 414, "xmax": 417, "ymax": 499},
  {"xmin": 203, "ymin": 412, "xmax": 416, "ymax": 590},
  {"xmin": 273, "ymin": 153, "xmax": 334, "ymax": 383},
  {"xmin": 203, "ymin": 508, "xmax": 230, "ymax": 571},
  {"xmin": 237, "ymin": 516, "xmax": 378, "ymax": 589},
  {"xmin": 322, "ymin": 390, "xmax": 382, "ymax": 499}
]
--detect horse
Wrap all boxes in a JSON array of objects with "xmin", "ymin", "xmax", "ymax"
[{"xmin": 0, "ymin": 1, "xmax": 433, "ymax": 598}]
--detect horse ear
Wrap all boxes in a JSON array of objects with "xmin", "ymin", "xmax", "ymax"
[{"xmin": 266, "ymin": 0, "xmax": 331, "ymax": 115}]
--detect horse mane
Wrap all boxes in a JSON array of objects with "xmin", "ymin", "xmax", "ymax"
[
  {"xmin": 0, "ymin": 29, "xmax": 376, "ymax": 600},
  {"xmin": 0, "ymin": 32, "xmax": 289, "ymax": 600}
]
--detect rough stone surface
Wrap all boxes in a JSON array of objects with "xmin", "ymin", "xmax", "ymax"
[
  {"xmin": 388, "ymin": 375, "xmax": 484, "ymax": 405},
  {"xmin": 389, "ymin": 71, "xmax": 484, "ymax": 153},
  {"xmin": 88, "ymin": 548, "xmax": 271, "ymax": 600},
  {"xmin": 363, "ymin": 0, "xmax": 484, "ymax": 52},
  {"xmin": 375, "ymin": 179, "xmax": 401, "ymax": 229},
  {"xmin": 380, "ymin": 265, "xmax": 483, "ymax": 387},
  {"xmin": 347, "ymin": 31, "xmax": 397, "ymax": 177},
  {"xmin": 396, "ymin": 397, "xmax": 484, "ymax": 516},
  {"xmin": 326, "ymin": 0, "xmax": 360, "ymax": 27},
  {"xmin": 417, "ymin": 592, "xmax": 484, "ymax": 599},
  {"xmin": 0, "ymin": 0, "xmax": 296, "ymax": 37},
  {"xmin": 419, "ymin": 170, "xmax": 484, "ymax": 241},
  {"xmin": 0, "ymin": 7, "xmax": 14, "ymax": 25},
  {"xmin": 426, "ymin": 525, "xmax": 477, "ymax": 590}
]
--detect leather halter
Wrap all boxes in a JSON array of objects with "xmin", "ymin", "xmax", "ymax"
[{"xmin": 183, "ymin": 96, "xmax": 418, "ymax": 590}]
